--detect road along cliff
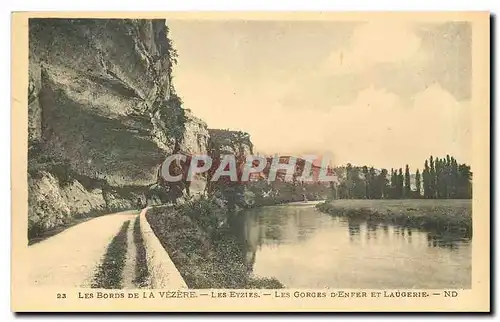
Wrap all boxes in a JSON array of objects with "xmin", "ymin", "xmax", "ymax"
[{"xmin": 27, "ymin": 19, "xmax": 209, "ymax": 240}]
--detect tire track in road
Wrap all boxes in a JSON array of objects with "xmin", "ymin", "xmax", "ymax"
[{"xmin": 24, "ymin": 211, "xmax": 138, "ymax": 288}]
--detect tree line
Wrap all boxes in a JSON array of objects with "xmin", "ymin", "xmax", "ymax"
[{"xmin": 335, "ymin": 155, "xmax": 472, "ymax": 200}]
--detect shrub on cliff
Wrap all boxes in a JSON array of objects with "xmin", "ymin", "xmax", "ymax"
[{"xmin": 156, "ymin": 93, "xmax": 188, "ymax": 148}]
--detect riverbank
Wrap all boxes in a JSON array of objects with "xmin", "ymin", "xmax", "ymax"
[
  {"xmin": 316, "ymin": 199, "xmax": 472, "ymax": 237},
  {"xmin": 146, "ymin": 199, "xmax": 284, "ymax": 289}
]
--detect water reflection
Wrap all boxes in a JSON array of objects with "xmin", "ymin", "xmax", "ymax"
[
  {"xmin": 231, "ymin": 203, "xmax": 472, "ymax": 289},
  {"xmin": 348, "ymin": 218, "xmax": 361, "ymax": 242}
]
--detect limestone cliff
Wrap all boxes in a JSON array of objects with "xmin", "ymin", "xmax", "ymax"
[
  {"xmin": 207, "ymin": 129, "xmax": 253, "ymax": 156},
  {"xmin": 204, "ymin": 129, "xmax": 254, "ymax": 209},
  {"xmin": 27, "ymin": 18, "xmax": 299, "ymax": 239},
  {"xmin": 27, "ymin": 19, "xmax": 210, "ymax": 237}
]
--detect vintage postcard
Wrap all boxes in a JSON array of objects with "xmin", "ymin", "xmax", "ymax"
[{"xmin": 11, "ymin": 11, "xmax": 490, "ymax": 312}]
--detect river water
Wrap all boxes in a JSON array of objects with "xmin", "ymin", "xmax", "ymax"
[{"xmin": 231, "ymin": 202, "xmax": 471, "ymax": 289}]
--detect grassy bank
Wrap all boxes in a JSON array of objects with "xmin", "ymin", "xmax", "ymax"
[
  {"xmin": 316, "ymin": 199, "xmax": 472, "ymax": 237},
  {"xmin": 132, "ymin": 216, "xmax": 150, "ymax": 288},
  {"xmin": 146, "ymin": 199, "xmax": 284, "ymax": 289},
  {"xmin": 91, "ymin": 220, "xmax": 131, "ymax": 289}
]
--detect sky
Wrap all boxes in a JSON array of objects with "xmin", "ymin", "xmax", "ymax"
[{"xmin": 167, "ymin": 19, "xmax": 472, "ymax": 171}]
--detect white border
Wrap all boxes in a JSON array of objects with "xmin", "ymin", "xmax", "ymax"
[{"xmin": 3, "ymin": 1, "xmax": 497, "ymax": 321}]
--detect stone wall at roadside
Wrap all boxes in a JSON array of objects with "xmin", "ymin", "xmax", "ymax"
[{"xmin": 139, "ymin": 207, "xmax": 187, "ymax": 289}]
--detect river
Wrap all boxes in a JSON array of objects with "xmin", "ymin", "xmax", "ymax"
[{"xmin": 231, "ymin": 202, "xmax": 471, "ymax": 289}]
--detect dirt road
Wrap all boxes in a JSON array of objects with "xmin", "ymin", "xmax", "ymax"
[{"xmin": 23, "ymin": 210, "xmax": 139, "ymax": 288}]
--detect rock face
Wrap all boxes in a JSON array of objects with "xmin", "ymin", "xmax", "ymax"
[
  {"xmin": 204, "ymin": 129, "xmax": 254, "ymax": 210},
  {"xmin": 207, "ymin": 129, "xmax": 253, "ymax": 156},
  {"xmin": 29, "ymin": 19, "xmax": 174, "ymax": 186},
  {"xmin": 27, "ymin": 19, "xmax": 210, "ymax": 237},
  {"xmin": 181, "ymin": 112, "xmax": 210, "ymax": 156},
  {"xmin": 179, "ymin": 112, "xmax": 210, "ymax": 196},
  {"xmin": 27, "ymin": 18, "xmax": 282, "ymax": 238}
]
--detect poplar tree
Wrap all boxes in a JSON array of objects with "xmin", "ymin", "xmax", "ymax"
[
  {"xmin": 429, "ymin": 156, "xmax": 436, "ymax": 198},
  {"xmin": 362, "ymin": 166, "xmax": 369, "ymax": 199},
  {"xmin": 379, "ymin": 168, "xmax": 389, "ymax": 199},
  {"xmin": 398, "ymin": 168, "xmax": 404, "ymax": 199},
  {"xmin": 415, "ymin": 169, "xmax": 421, "ymax": 197},
  {"xmin": 390, "ymin": 168, "xmax": 396, "ymax": 199},
  {"xmin": 369, "ymin": 167, "xmax": 378, "ymax": 198},
  {"xmin": 435, "ymin": 158, "xmax": 441, "ymax": 198},
  {"xmin": 404, "ymin": 164, "xmax": 411, "ymax": 198},
  {"xmin": 423, "ymin": 160, "xmax": 430, "ymax": 199}
]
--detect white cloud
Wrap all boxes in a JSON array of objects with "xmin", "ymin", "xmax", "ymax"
[
  {"xmin": 176, "ymin": 62, "xmax": 470, "ymax": 169},
  {"xmin": 410, "ymin": 84, "xmax": 472, "ymax": 163},
  {"xmin": 317, "ymin": 84, "xmax": 471, "ymax": 169},
  {"xmin": 249, "ymin": 84, "xmax": 470, "ymax": 169},
  {"xmin": 323, "ymin": 21, "xmax": 427, "ymax": 75},
  {"xmin": 169, "ymin": 21, "xmax": 470, "ymax": 170}
]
